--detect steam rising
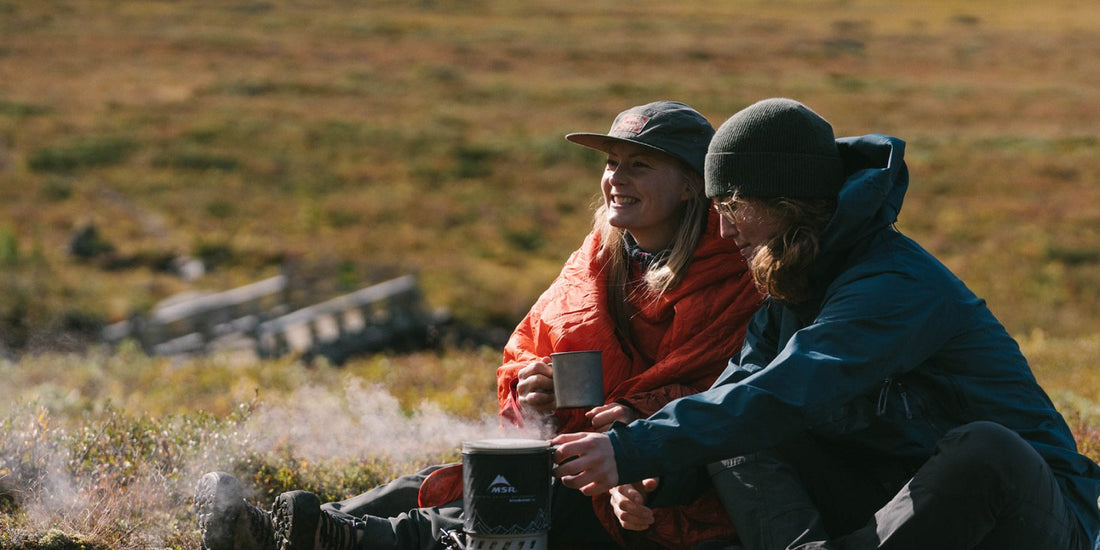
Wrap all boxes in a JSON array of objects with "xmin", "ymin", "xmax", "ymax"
[
  {"xmin": 242, "ymin": 378, "xmax": 547, "ymax": 463},
  {"xmin": 1, "ymin": 376, "xmax": 546, "ymax": 548}
]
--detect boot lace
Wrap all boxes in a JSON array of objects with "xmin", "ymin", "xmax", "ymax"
[
  {"xmin": 243, "ymin": 503, "xmax": 277, "ymax": 550},
  {"xmin": 317, "ymin": 510, "xmax": 366, "ymax": 550}
]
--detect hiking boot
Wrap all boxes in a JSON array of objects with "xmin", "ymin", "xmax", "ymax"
[
  {"xmin": 195, "ymin": 471, "xmax": 276, "ymax": 550},
  {"xmin": 272, "ymin": 490, "xmax": 366, "ymax": 550}
]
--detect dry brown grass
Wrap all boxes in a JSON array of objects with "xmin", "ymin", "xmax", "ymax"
[
  {"xmin": 1, "ymin": 2, "xmax": 1098, "ymax": 546},
  {"xmin": 1, "ymin": 0, "xmax": 1097, "ymax": 338}
]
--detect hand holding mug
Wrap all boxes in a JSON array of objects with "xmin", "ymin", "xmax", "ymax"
[{"xmin": 516, "ymin": 358, "xmax": 555, "ymax": 415}]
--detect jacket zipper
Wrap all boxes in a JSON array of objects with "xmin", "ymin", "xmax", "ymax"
[
  {"xmin": 876, "ymin": 378, "xmax": 914, "ymax": 420},
  {"xmin": 877, "ymin": 378, "xmax": 891, "ymax": 416},
  {"xmin": 897, "ymin": 381, "xmax": 914, "ymax": 419}
]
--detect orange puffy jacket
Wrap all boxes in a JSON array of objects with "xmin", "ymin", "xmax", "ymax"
[{"xmin": 496, "ymin": 210, "xmax": 762, "ymax": 549}]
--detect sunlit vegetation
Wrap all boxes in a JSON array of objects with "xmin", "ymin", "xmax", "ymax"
[{"xmin": 1, "ymin": 1, "xmax": 1098, "ymax": 548}]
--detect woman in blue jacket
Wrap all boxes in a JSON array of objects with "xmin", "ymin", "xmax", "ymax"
[{"xmin": 552, "ymin": 98, "xmax": 1100, "ymax": 549}]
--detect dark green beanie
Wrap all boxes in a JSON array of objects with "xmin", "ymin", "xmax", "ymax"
[{"xmin": 704, "ymin": 98, "xmax": 845, "ymax": 199}]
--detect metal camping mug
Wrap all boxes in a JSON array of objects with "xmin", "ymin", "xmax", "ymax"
[{"xmin": 550, "ymin": 350, "xmax": 604, "ymax": 409}]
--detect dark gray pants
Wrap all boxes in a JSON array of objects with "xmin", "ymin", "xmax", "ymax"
[
  {"xmin": 320, "ymin": 464, "xmax": 461, "ymax": 550},
  {"xmin": 709, "ymin": 421, "xmax": 1091, "ymax": 550},
  {"xmin": 321, "ymin": 464, "xmax": 618, "ymax": 549}
]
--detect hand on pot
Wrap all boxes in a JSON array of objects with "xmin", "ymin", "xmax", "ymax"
[{"xmin": 551, "ymin": 431, "xmax": 618, "ymax": 495}]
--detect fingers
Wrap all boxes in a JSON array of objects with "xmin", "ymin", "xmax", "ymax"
[
  {"xmin": 517, "ymin": 359, "xmax": 553, "ymax": 380},
  {"xmin": 518, "ymin": 389, "xmax": 554, "ymax": 412},
  {"xmin": 516, "ymin": 360, "xmax": 555, "ymax": 414},
  {"xmin": 586, "ymin": 404, "xmax": 616, "ymax": 432},
  {"xmin": 586, "ymin": 403, "xmax": 638, "ymax": 432},
  {"xmin": 516, "ymin": 361, "xmax": 554, "ymax": 393},
  {"xmin": 550, "ymin": 432, "xmax": 618, "ymax": 495},
  {"xmin": 610, "ymin": 482, "xmax": 655, "ymax": 531}
]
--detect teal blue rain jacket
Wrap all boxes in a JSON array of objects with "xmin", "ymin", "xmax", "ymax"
[{"xmin": 608, "ymin": 133, "xmax": 1100, "ymax": 537}]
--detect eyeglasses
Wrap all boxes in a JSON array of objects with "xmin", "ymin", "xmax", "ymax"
[{"xmin": 712, "ymin": 197, "xmax": 743, "ymax": 224}]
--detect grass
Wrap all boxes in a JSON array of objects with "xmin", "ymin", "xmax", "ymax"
[
  {"xmin": 0, "ymin": 0, "xmax": 1098, "ymax": 548},
  {"xmin": 0, "ymin": 346, "xmax": 505, "ymax": 549},
  {"xmin": 2, "ymin": 0, "xmax": 1096, "ymax": 338},
  {"xmin": 0, "ymin": 342, "xmax": 1095, "ymax": 549}
]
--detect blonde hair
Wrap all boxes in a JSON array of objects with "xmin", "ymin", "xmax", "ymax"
[
  {"xmin": 594, "ymin": 162, "xmax": 709, "ymax": 337},
  {"xmin": 745, "ymin": 195, "xmax": 835, "ymax": 303}
]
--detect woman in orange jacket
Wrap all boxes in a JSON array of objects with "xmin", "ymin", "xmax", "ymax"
[{"xmin": 196, "ymin": 101, "xmax": 763, "ymax": 550}]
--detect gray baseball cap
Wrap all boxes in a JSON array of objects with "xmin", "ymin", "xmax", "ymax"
[{"xmin": 566, "ymin": 101, "xmax": 715, "ymax": 176}]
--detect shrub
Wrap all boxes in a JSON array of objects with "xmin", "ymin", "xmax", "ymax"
[
  {"xmin": 153, "ymin": 148, "xmax": 239, "ymax": 172},
  {"xmin": 0, "ymin": 226, "xmax": 17, "ymax": 266},
  {"xmin": 26, "ymin": 138, "xmax": 135, "ymax": 172}
]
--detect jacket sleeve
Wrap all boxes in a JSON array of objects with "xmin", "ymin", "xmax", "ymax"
[
  {"xmin": 497, "ymin": 318, "xmax": 535, "ymax": 408},
  {"xmin": 497, "ymin": 240, "xmax": 598, "ymax": 418},
  {"xmin": 610, "ymin": 265, "xmax": 961, "ymax": 484},
  {"xmin": 716, "ymin": 299, "xmax": 782, "ymax": 384},
  {"xmin": 497, "ymin": 304, "xmax": 553, "ymax": 427}
]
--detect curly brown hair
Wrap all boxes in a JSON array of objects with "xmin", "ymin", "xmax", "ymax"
[{"xmin": 747, "ymin": 195, "xmax": 835, "ymax": 303}]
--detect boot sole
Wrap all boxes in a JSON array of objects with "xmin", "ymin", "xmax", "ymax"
[
  {"xmin": 273, "ymin": 490, "xmax": 321, "ymax": 550},
  {"xmin": 195, "ymin": 472, "xmax": 244, "ymax": 550}
]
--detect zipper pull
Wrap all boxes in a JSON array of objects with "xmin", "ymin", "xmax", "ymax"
[
  {"xmin": 876, "ymin": 378, "xmax": 891, "ymax": 416},
  {"xmin": 898, "ymin": 383, "xmax": 914, "ymax": 420}
]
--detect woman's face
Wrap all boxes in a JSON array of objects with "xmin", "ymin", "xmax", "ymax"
[
  {"xmin": 713, "ymin": 196, "xmax": 789, "ymax": 259},
  {"xmin": 601, "ymin": 142, "xmax": 693, "ymax": 252}
]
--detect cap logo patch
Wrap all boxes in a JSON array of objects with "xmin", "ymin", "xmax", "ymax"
[{"xmin": 612, "ymin": 114, "xmax": 650, "ymax": 135}]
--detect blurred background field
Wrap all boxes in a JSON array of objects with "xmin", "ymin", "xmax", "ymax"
[{"xmin": 0, "ymin": 1, "xmax": 1098, "ymax": 548}]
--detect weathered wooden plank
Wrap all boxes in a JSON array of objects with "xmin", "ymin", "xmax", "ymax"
[
  {"xmin": 103, "ymin": 273, "xmax": 436, "ymax": 363},
  {"xmin": 255, "ymin": 275, "xmax": 418, "ymax": 334},
  {"xmin": 151, "ymin": 275, "xmax": 287, "ymax": 324}
]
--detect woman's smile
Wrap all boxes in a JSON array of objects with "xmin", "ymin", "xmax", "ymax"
[
  {"xmin": 601, "ymin": 142, "xmax": 692, "ymax": 251},
  {"xmin": 610, "ymin": 194, "xmax": 640, "ymax": 207}
]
